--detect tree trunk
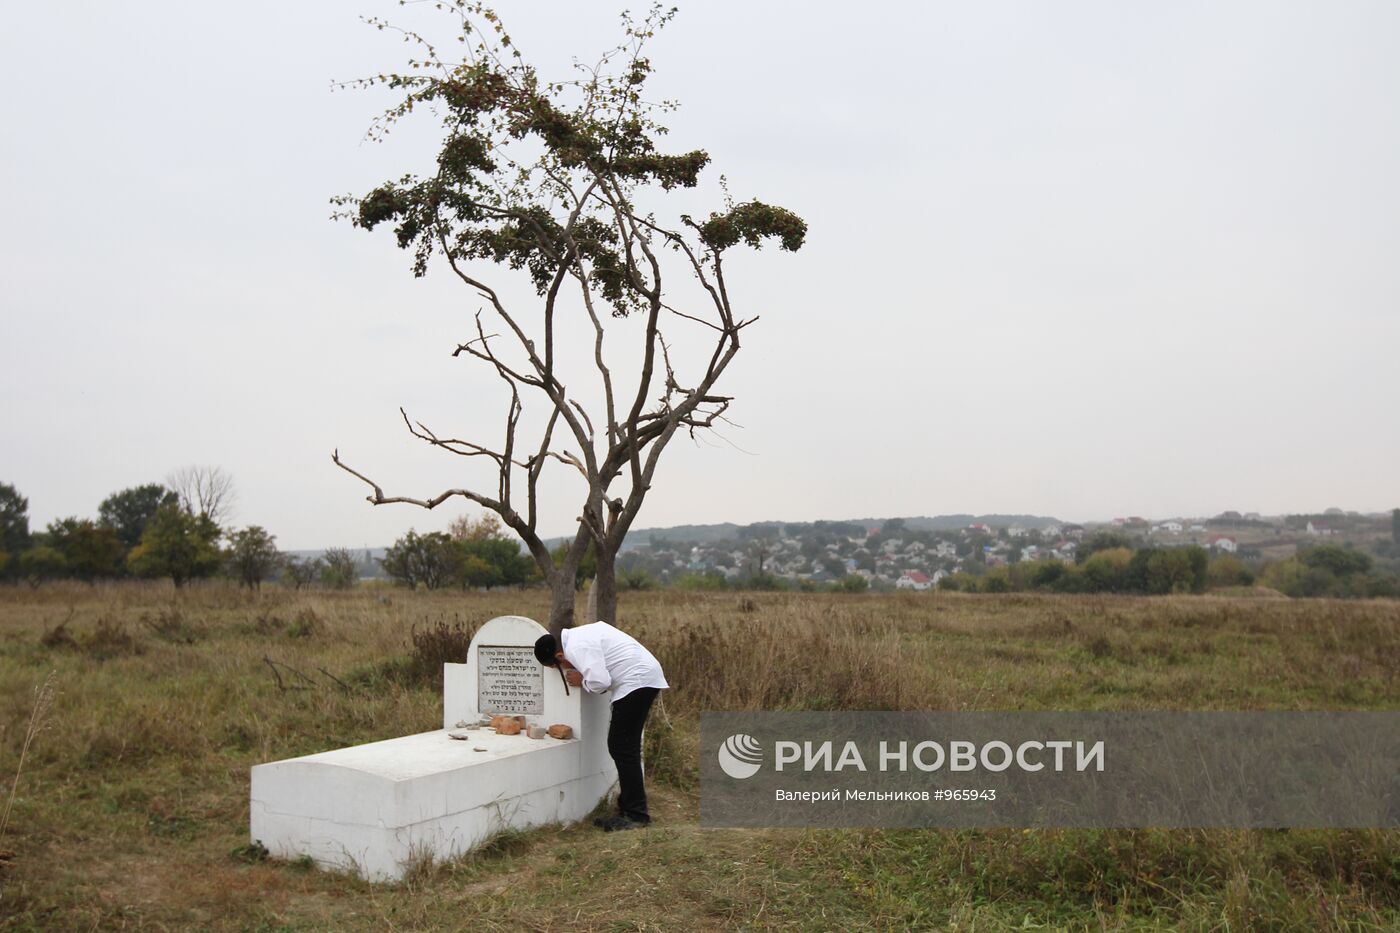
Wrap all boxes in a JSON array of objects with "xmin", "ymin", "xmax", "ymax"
[
  {"xmin": 593, "ymin": 548, "xmax": 618, "ymax": 626},
  {"xmin": 547, "ymin": 573, "xmax": 575, "ymax": 639},
  {"xmin": 545, "ymin": 528, "xmax": 588, "ymax": 638}
]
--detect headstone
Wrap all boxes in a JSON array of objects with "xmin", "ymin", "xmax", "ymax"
[
  {"xmin": 250, "ymin": 615, "xmax": 614, "ymax": 881},
  {"xmin": 443, "ymin": 614, "xmax": 587, "ymax": 737}
]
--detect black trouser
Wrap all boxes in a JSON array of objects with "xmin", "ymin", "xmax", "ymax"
[{"xmin": 608, "ymin": 687, "xmax": 659, "ymax": 822}]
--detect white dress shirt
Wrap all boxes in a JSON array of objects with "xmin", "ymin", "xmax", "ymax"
[{"xmin": 560, "ymin": 621, "xmax": 669, "ymax": 702}]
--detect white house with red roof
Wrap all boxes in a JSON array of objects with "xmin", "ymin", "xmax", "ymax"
[
  {"xmin": 1208, "ymin": 534, "xmax": 1238, "ymax": 553},
  {"xmin": 896, "ymin": 571, "xmax": 933, "ymax": 591}
]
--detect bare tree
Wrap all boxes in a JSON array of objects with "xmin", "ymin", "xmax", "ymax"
[
  {"xmin": 332, "ymin": 3, "xmax": 805, "ymax": 636},
  {"xmin": 320, "ymin": 547, "xmax": 360, "ymax": 590},
  {"xmin": 281, "ymin": 554, "xmax": 323, "ymax": 591},
  {"xmin": 447, "ymin": 511, "xmax": 504, "ymax": 543},
  {"xmin": 165, "ymin": 465, "xmax": 236, "ymax": 526}
]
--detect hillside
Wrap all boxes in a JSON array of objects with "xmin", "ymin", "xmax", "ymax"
[{"xmin": 552, "ymin": 514, "xmax": 1065, "ymax": 552}]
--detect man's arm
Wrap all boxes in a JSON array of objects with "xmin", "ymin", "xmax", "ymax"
[{"xmin": 565, "ymin": 638, "xmax": 612, "ymax": 694}]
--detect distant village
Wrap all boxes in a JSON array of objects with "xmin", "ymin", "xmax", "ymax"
[{"xmin": 611, "ymin": 509, "xmax": 1393, "ymax": 592}]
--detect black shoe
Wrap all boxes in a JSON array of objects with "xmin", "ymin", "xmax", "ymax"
[{"xmin": 598, "ymin": 815, "xmax": 647, "ymax": 832}]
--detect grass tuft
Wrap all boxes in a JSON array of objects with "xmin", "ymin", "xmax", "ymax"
[
  {"xmin": 286, "ymin": 608, "xmax": 322, "ymax": 639},
  {"xmin": 140, "ymin": 607, "xmax": 203, "ymax": 644},
  {"xmin": 230, "ymin": 840, "xmax": 270, "ymax": 864}
]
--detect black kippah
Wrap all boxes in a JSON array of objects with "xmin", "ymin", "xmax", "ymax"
[{"xmin": 533, "ymin": 633, "xmax": 558, "ymax": 667}]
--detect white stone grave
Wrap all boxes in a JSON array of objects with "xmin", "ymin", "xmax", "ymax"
[{"xmin": 249, "ymin": 615, "xmax": 615, "ymax": 881}]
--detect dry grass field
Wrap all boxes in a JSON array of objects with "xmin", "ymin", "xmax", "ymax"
[{"xmin": 0, "ymin": 584, "xmax": 1397, "ymax": 930}]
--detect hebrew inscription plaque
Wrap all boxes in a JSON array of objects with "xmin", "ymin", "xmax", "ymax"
[{"xmin": 478, "ymin": 645, "xmax": 544, "ymax": 715}]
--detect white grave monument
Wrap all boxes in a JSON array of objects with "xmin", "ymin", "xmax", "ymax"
[{"xmin": 249, "ymin": 615, "xmax": 615, "ymax": 881}]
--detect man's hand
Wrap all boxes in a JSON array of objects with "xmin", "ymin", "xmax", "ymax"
[{"xmin": 564, "ymin": 669, "xmax": 584, "ymax": 688}]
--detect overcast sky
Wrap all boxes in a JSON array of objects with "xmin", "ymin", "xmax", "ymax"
[{"xmin": 3, "ymin": 1, "xmax": 1397, "ymax": 549}]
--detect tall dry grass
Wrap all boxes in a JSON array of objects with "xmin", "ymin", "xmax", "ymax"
[
  {"xmin": 0, "ymin": 582, "xmax": 1396, "ymax": 929},
  {"xmin": 0, "ymin": 670, "xmax": 55, "ymax": 851}
]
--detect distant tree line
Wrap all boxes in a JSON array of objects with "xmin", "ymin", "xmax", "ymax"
[
  {"xmin": 941, "ymin": 545, "xmax": 1216, "ymax": 596},
  {"xmin": 939, "ymin": 532, "xmax": 1399, "ymax": 599},
  {"xmin": 378, "ymin": 515, "xmax": 535, "ymax": 591},
  {"xmin": 0, "ymin": 474, "xmax": 365, "ymax": 591},
  {"xmin": 652, "ymin": 569, "xmax": 871, "ymax": 595},
  {"xmin": 7, "ymin": 479, "xmax": 1396, "ymax": 601}
]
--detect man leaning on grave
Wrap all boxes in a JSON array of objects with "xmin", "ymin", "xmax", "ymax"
[{"xmin": 535, "ymin": 622, "xmax": 669, "ymax": 831}]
